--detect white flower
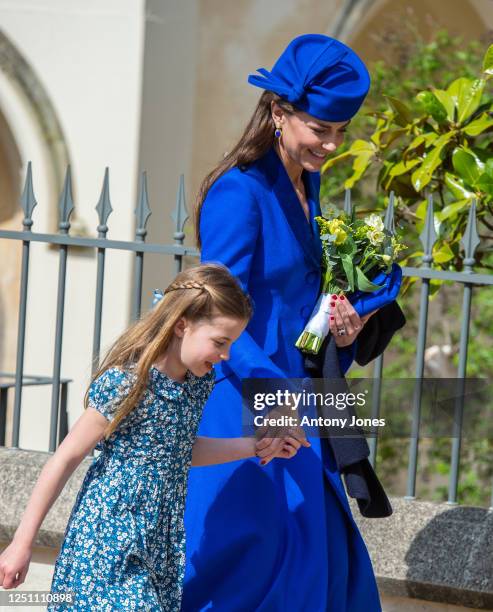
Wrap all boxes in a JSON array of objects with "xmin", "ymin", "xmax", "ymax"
[
  {"xmin": 368, "ymin": 229, "xmax": 385, "ymax": 245},
  {"xmin": 364, "ymin": 213, "xmax": 384, "ymax": 232},
  {"xmin": 322, "ymin": 203, "xmax": 342, "ymax": 219}
]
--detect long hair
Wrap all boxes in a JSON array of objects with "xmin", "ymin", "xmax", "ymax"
[
  {"xmin": 194, "ymin": 91, "xmax": 296, "ymax": 248},
  {"xmin": 87, "ymin": 263, "xmax": 253, "ymax": 438}
]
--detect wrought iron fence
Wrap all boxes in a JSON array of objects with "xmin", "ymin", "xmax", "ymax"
[
  {"xmin": 348, "ymin": 190, "xmax": 493, "ymax": 508},
  {"xmin": 0, "ymin": 164, "xmax": 198, "ymax": 453},
  {"xmin": 0, "ymin": 166, "xmax": 492, "ymax": 508}
]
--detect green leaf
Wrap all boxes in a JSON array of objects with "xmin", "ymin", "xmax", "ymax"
[
  {"xmin": 447, "ymin": 77, "xmax": 485, "ymax": 123},
  {"xmin": 415, "ymin": 199, "xmax": 428, "ymax": 220},
  {"xmin": 321, "ymin": 139, "xmax": 374, "ymax": 171},
  {"xmin": 452, "ymin": 147, "xmax": 482, "ymax": 186},
  {"xmin": 345, "ymin": 151, "xmax": 374, "ymax": 189},
  {"xmin": 484, "ymin": 158, "xmax": 493, "ymax": 178},
  {"xmin": 411, "ymin": 145, "xmax": 445, "ymax": 191},
  {"xmin": 379, "ymin": 128, "xmax": 408, "ymax": 148},
  {"xmin": 409, "ymin": 130, "xmax": 457, "ymax": 193},
  {"xmin": 437, "ymin": 199, "xmax": 470, "ymax": 221},
  {"xmin": 462, "ymin": 146, "xmax": 485, "ymax": 171},
  {"xmin": 385, "ymin": 96, "xmax": 414, "ymax": 125},
  {"xmin": 355, "ymin": 266, "xmax": 383, "ymax": 292},
  {"xmin": 476, "ymin": 172, "xmax": 493, "ymax": 196},
  {"xmin": 444, "ymin": 173, "xmax": 475, "ymax": 200},
  {"xmin": 429, "ymin": 279, "xmax": 444, "ymax": 299},
  {"xmin": 388, "ymin": 158, "xmax": 421, "ymax": 177},
  {"xmin": 350, "ymin": 139, "xmax": 376, "ymax": 153},
  {"xmin": 407, "ymin": 132, "xmax": 438, "ymax": 152},
  {"xmin": 340, "ymin": 253, "xmax": 355, "ymax": 292},
  {"xmin": 432, "ymin": 243, "xmax": 455, "ymax": 263},
  {"xmin": 482, "ymin": 43, "xmax": 493, "ymax": 75},
  {"xmin": 416, "ymin": 91, "xmax": 448, "ymax": 123},
  {"xmin": 432, "ymin": 89, "xmax": 455, "ymax": 121},
  {"xmin": 406, "ymin": 250, "xmax": 425, "ymax": 260},
  {"xmin": 463, "ymin": 113, "xmax": 493, "ymax": 136},
  {"xmin": 339, "ymin": 235, "xmax": 357, "ymax": 257},
  {"xmin": 321, "ymin": 150, "xmax": 353, "ymax": 170}
]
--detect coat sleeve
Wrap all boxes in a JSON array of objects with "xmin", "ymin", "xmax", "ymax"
[{"xmin": 199, "ymin": 172, "xmax": 287, "ymax": 380}]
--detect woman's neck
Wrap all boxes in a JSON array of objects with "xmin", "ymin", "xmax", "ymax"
[{"xmin": 274, "ymin": 141, "xmax": 304, "ymax": 188}]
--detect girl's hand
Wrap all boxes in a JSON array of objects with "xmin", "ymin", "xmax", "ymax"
[
  {"xmin": 0, "ymin": 540, "xmax": 32, "ymax": 589},
  {"xmin": 329, "ymin": 295, "xmax": 378, "ymax": 347},
  {"xmin": 256, "ymin": 428, "xmax": 310, "ymax": 465}
]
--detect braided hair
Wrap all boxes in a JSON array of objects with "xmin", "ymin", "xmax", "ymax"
[{"xmin": 87, "ymin": 263, "xmax": 252, "ymax": 437}]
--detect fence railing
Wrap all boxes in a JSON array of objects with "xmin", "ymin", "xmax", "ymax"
[
  {"xmin": 0, "ymin": 373, "xmax": 71, "ymax": 446},
  {"xmin": 0, "ymin": 166, "xmax": 491, "ymax": 508},
  {"xmin": 345, "ymin": 190, "xmax": 493, "ymax": 508},
  {"xmin": 0, "ymin": 164, "xmax": 198, "ymax": 453}
]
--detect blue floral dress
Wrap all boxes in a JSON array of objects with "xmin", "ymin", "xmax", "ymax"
[{"xmin": 48, "ymin": 365, "xmax": 215, "ymax": 611}]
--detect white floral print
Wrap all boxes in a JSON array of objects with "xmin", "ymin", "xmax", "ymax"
[{"xmin": 48, "ymin": 365, "xmax": 215, "ymax": 611}]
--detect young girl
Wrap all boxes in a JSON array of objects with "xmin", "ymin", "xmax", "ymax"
[{"xmin": 0, "ymin": 263, "xmax": 306, "ymax": 611}]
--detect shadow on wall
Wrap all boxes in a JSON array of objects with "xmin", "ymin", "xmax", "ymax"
[{"xmin": 405, "ymin": 505, "xmax": 493, "ymax": 609}]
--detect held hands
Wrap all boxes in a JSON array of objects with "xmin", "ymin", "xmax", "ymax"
[
  {"xmin": 254, "ymin": 399, "xmax": 311, "ymax": 466},
  {"xmin": 255, "ymin": 429, "xmax": 310, "ymax": 465},
  {"xmin": 328, "ymin": 294, "xmax": 378, "ymax": 347},
  {"xmin": 0, "ymin": 539, "xmax": 32, "ymax": 589}
]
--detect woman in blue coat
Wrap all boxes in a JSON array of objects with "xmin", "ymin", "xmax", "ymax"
[{"xmin": 182, "ymin": 34, "xmax": 382, "ymax": 612}]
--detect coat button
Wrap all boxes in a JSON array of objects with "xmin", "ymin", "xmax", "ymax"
[
  {"xmin": 305, "ymin": 271, "xmax": 318, "ymax": 285},
  {"xmin": 300, "ymin": 305, "xmax": 312, "ymax": 318}
]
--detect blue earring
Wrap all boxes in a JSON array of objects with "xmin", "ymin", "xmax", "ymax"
[{"xmin": 274, "ymin": 126, "xmax": 282, "ymax": 138}]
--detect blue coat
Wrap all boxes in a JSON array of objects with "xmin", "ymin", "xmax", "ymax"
[{"xmin": 182, "ymin": 147, "xmax": 381, "ymax": 611}]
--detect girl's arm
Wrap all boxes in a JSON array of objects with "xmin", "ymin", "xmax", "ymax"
[
  {"xmin": 191, "ymin": 437, "xmax": 256, "ymax": 467},
  {"xmin": 0, "ymin": 407, "xmax": 109, "ymax": 589},
  {"xmin": 191, "ymin": 434, "xmax": 307, "ymax": 467}
]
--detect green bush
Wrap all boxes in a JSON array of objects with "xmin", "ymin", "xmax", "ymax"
[{"xmin": 336, "ymin": 30, "xmax": 493, "ymax": 507}]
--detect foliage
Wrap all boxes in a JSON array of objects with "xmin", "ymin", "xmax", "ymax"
[
  {"xmin": 325, "ymin": 28, "xmax": 493, "ymax": 508},
  {"xmin": 348, "ymin": 284, "xmax": 493, "ymax": 507},
  {"xmin": 322, "ymin": 40, "xmax": 493, "ymax": 286},
  {"xmin": 316, "ymin": 208, "xmax": 405, "ymax": 294}
]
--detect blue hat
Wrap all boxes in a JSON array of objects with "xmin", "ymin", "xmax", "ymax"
[{"xmin": 248, "ymin": 34, "xmax": 370, "ymax": 122}]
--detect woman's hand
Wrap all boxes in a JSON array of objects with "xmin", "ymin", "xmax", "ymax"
[
  {"xmin": 255, "ymin": 432, "xmax": 308, "ymax": 465},
  {"xmin": 0, "ymin": 540, "xmax": 32, "ymax": 589},
  {"xmin": 255, "ymin": 405, "xmax": 311, "ymax": 466},
  {"xmin": 329, "ymin": 294, "xmax": 378, "ymax": 347}
]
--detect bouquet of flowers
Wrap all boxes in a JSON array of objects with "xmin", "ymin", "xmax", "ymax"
[{"xmin": 296, "ymin": 205, "xmax": 407, "ymax": 354}]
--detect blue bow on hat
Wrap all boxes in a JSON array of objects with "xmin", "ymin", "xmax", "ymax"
[{"xmin": 248, "ymin": 34, "xmax": 370, "ymax": 122}]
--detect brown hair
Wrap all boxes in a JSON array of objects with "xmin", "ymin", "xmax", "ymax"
[
  {"xmin": 194, "ymin": 91, "xmax": 296, "ymax": 248},
  {"xmin": 87, "ymin": 263, "xmax": 253, "ymax": 438}
]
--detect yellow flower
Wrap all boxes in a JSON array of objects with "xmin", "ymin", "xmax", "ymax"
[
  {"xmin": 334, "ymin": 229, "xmax": 347, "ymax": 245},
  {"xmin": 326, "ymin": 218, "xmax": 347, "ymax": 245},
  {"xmin": 327, "ymin": 218, "xmax": 344, "ymax": 233}
]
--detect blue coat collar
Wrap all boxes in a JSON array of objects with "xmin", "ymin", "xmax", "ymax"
[{"xmin": 257, "ymin": 147, "xmax": 322, "ymax": 269}]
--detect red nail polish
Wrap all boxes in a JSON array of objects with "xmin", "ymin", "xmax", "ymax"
[
  {"xmin": 331, "ymin": 294, "xmax": 337, "ymax": 299},
  {"xmin": 330, "ymin": 302, "xmax": 335, "ymax": 307},
  {"xmin": 260, "ymin": 460, "xmax": 266, "ymax": 466},
  {"xmin": 330, "ymin": 316, "xmax": 335, "ymax": 320},
  {"xmin": 340, "ymin": 296, "xmax": 345, "ymax": 301}
]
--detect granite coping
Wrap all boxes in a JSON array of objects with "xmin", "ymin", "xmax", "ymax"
[
  {"xmin": 1, "ymin": 448, "xmax": 492, "ymax": 609},
  {"xmin": 0, "ymin": 448, "xmax": 92, "ymax": 548},
  {"xmin": 351, "ymin": 498, "xmax": 493, "ymax": 609}
]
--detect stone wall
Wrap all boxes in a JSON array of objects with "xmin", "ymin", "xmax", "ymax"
[{"xmin": 1, "ymin": 448, "xmax": 492, "ymax": 609}]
